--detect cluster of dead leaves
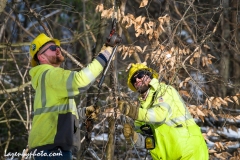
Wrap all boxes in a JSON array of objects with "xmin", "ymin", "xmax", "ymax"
[
  {"xmin": 189, "ymin": 46, "xmax": 216, "ymax": 67},
  {"xmin": 205, "ymin": 96, "xmax": 239, "ymax": 109},
  {"xmin": 187, "ymin": 104, "xmax": 224, "ymax": 123},
  {"xmin": 96, "ymin": 4, "xmax": 170, "ymax": 40},
  {"xmin": 206, "ymin": 133, "xmax": 240, "ymax": 159},
  {"xmin": 96, "ymin": 3, "xmax": 217, "ymax": 69},
  {"xmin": 118, "ymin": 44, "xmax": 191, "ymax": 76},
  {"xmin": 121, "ymin": 14, "xmax": 170, "ymax": 39},
  {"xmin": 117, "ymin": 45, "xmax": 147, "ymax": 60},
  {"xmin": 147, "ymin": 46, "xmax": 190, "ymax": 73}
]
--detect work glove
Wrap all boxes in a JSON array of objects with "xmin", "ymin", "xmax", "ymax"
[
  {"xmin": 100, "ymin": 44, "xmax": 113, "ymax": 59},
  {"xmin": 123, "ymin": 123, "xmax": 139, "ymax": 144},
  {"xmin": 85, "ymin": 105, "xmax": 100, "ymax": 121},
  {"xmin": 99, "ymin": 32, "xmax": 122, "ymax": 61},
  {"xmin": 118, "ymin": 100, "xmax": 139, "ymax": 120}
]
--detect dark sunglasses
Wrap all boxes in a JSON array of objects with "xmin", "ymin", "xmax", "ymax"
[
  {"xmin": 40, "ymin": 45, "xmax": 60, "ymax": 54},
  {"xmin": 131, "ymin": 71, "xmax": 147, "ymax": 84}
]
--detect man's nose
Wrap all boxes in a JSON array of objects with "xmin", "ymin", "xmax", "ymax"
[{"xmin": 56, "ymin": 47, "xmax": 61, "ymax": 53}]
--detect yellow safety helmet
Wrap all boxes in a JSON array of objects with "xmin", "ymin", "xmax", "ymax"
[
  {"xmin": 29, "ymin": 33, "xmax": 60, "ymax": 67},
  {"xmin": 127, "ymin": 63, "xmax": 159, "ymax": 92}
]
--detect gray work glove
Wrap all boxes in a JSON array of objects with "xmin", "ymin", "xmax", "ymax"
[
  {"xmin": 123, "ymin": 123, "xmax": 139, "ymax": 144},
  {"xmin": 85, "ymin": 105, "xmax": 100, "ymax": 121},
  {"xmin": 118, "ymin": 100, "xmax": 139, "ymax": 120}
]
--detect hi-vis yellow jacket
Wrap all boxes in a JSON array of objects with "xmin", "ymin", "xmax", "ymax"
[
  {"xmin": 28, "ymin": 59, "xmax": 104, "ymax": 151},
  {"xmin": 134, "ymin": 78, "xmax": 209, "ymax": 160}
]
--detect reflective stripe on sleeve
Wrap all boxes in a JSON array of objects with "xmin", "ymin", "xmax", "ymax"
[
  {"xmin": 77, "ymin": 68, "xmax": 96, "ymax": 92},
  {"xmin": 165, "ymin": 112, "xmax": 193, "ymax": 126},
  {"xmin": 82, "ymin": 67, "xmax": 95, "ymax": 83},
  {"xmin": 148, "ymin": 108, "xmax": 156, "ymax": 122}
]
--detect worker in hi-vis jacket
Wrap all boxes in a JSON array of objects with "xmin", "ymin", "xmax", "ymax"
[
  {"xmin": 28, "ymin": 33, "xmax": 120, "ymax": 160},
  {"xmin": 118, "ymin": 63, "xmax": 209, "ymax": 160}
]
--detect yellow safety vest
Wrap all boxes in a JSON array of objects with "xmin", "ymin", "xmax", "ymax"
[
  {"xmin": 135, "ymin": 78, "xmax": 209, "ymax": 160},
  {"xmin": 28, "ymin": 59, "xmax": 104, "ymax": 151}
]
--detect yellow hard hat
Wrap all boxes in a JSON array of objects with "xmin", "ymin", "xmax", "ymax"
[
  {"xmin": 29, "ymin": 33, "xmax": 60, "ymax": 67},
  {"xmin": 127, "ymin": 63, "xmax": 159, "ymax": 92}
]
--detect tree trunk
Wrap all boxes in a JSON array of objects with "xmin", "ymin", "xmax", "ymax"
[
  {"xmin": 219, "ymin": 0, "xmax": 230, "ymax": 97},
  {"xmin": 231, "ymin": 0, "xmax": 240, "ymax": 98}
]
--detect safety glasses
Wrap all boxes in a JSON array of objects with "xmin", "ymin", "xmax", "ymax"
[
  {"xmin": 131, "ymin": 70, "xmax": 147, "ymax": 85},
  {"xmin": 40, "ymin": 45, "xmax": 60, "ymax": 55}
]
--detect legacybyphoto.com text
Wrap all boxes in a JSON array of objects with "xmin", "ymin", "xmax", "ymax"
[{"xmin": 4, "ymin": 149, "xmax": 63, "ymax": 160}]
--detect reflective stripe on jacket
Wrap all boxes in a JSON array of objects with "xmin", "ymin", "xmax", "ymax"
[
  {"xmin": 28, "ymin": 59, "xmax": 104, "ymax": 151},
  {"xmin": 134, "ymin": 78, "xmax": 209, "ymax": 160}
]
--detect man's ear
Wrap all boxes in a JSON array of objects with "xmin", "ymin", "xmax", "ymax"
[{"xmin": 37, "ymin": 54, "xmax": 45, "ymax": 62}]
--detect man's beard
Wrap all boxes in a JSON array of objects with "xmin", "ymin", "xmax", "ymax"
[
  {"xmin": 56, "ymin": 56, "xmax": 64, "ymax": 64},
  {"xmin": 48, "ymin": 55, "xmax": 65, "ymax": 66},
  {"xmin": 137, "ymin": 84, "xmax": 149, "ymax": 94}
]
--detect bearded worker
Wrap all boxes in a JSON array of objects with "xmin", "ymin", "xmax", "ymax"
[
  {"xmin": 28, "ymin": 33, "xmax": 120, "ymax": 160},
  {"xmin": 118, "ymin": 63, "xmax": 209, "ymax": 160}
]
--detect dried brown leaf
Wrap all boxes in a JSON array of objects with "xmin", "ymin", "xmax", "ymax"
[
  {"xmin": 214, "ymin": 152, "xmax": 225, "ymax": 160},
  {"xmin": 206, "ymin": 129, "xmax": 213, "ymax": 136},
  {"xmin": 142, "ymin": 45, "xmax": 148, "ymax": 53},
  {"xmin": 196, "ymin": 108, "xmax": 205, "ymax": 117},
  {"xmin": 208, "ymin": 149, "xmax": 217, "ymax": 153},
  {"xmin": 135, "ymin": 16, "xmax": 146, "ymax": 29},
  {"xmin": 208, "ymin": 110, "xmax": 218, "ymax": 120},
  {"xmin": 135, "ymin": 46, "xmax": 142, "ymax": 53},
  {"xmin": 203, "ymin": 44, "xmax": 210, "ymax": 49},
  {"xmin": 179, "ymin": 81, "xmax": 184, "ymax": 88},
  {"xmin": 221, "ymin": 152, "xmax": 232, "ymax": 158},
  {"xmin": 207, "ymin": 58, "xmax": 212, "ymax": 65},
  {"xmin": 202, "ymin": 56, "xmax": 207, "ymax": 67},
  {"xmin": 212, "ymin": 97, "xmax": 222, "ymax": 109},
  {"xmin": 139, "ymin": 0, "xmax": 148, "ymax": 8},
  {"xmin": 235, "ymin": 115, "xmax": 240, "ymax": 120},
  {"xmin": 218, "ymin": 97, "xmax": 228, "ymax": 106},
  {"xmin": 208, "ymin": 54, "xmax": 216, "ymax": 59},
  {"xmin": 189, "ymin": 57, "xmax": 194, "ymax": 65},
  {"xmin": 101, "ymin": 8, "xmax": 113, "ymax": 19},
  {"xmin": 135, "ymin": 28, "xmax": 144, "ymax": 37},
  {"xmin": 145, "ymin": 28, "xmax": 153, "ymax": 35},
  {"xmin": 185, "ymin": 77, "xmax": 191, "ymax": 82},
  {"xmin": 194, "ymin": 51, "xmax": 201, "ymax": 58},
  {"xmin": 144, "ymin": 54, "xmax": 150, "ymax": 62},
  {"xmin": 95, "ymin": 4, "xmax": 104, "ymax": 12},
  {"xmin": 122, "ymin": 51, "xmax": 128, "ymax": 60},
  {"xmin": 206, "ymin": 98, "xmax": 212, "ymax": 109},
  {"xmin": 232, "ymin": 96, "xmax": 239, "ymax": 105},
  {"xmin": 224, "ymin": 97, "xmax": 234, "ymax": 103},
  {"xmin": 179, "ymin": 90, "xmax": 191, "ymax": 98}
]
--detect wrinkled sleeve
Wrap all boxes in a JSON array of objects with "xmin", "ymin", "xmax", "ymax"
[
  {"xmin": 137, "ymin": 103, "xmax": 170, "ymax": 123},
  {"xmin": 137, "ymin": 86, "xmax": 175, "ymax": 123},
  {"xmin": 137, "ymin": 84, "xmax": 188, "ymax": 124}
]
